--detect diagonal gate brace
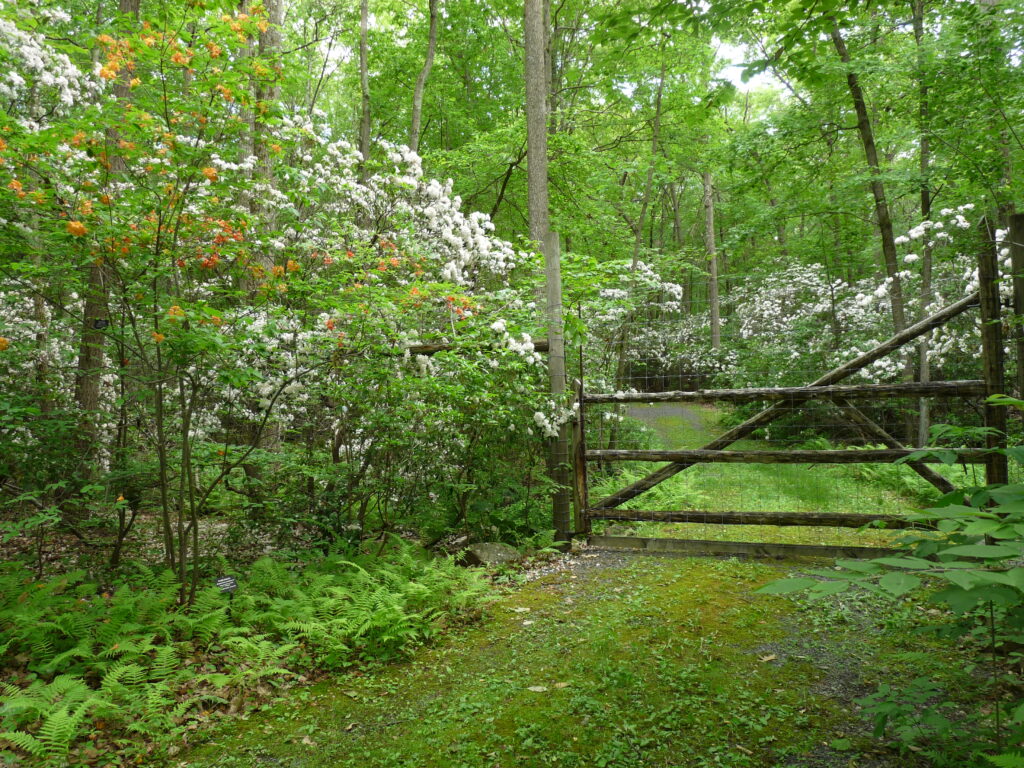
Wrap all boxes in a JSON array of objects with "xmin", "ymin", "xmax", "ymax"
[{"xmin": 591, "ymin": 291, "xmax": 980, "ymax": 510}]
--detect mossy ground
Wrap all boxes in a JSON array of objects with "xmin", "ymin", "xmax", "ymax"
[{"xmin": 179, "ymin": 553, "xmax": 970, "ymax": 768}]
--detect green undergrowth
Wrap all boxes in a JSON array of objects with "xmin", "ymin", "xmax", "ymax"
[
  {"xmin": 0, "ymin": 544, "xmax": 489, "ymax": 766},
  {"xmin": 180, "ymin": 555, "xmax": 968, "ymax": 768}
]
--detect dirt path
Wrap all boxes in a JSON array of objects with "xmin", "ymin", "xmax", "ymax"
[{"xmin": 178, "ymin": 552, "xmax": 942, "ymax": 768}]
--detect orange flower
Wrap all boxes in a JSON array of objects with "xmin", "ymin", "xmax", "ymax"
[
  {"xmin": 116, "ymin": 495, "xmax": 125, "ymax": 502},
  {"xmin": 286, "ymin": 259, "xmax": 299, "ymax": 272},
  {"xmin": 129, "ymin": 77, "xmax": 141, "ymax": 88},
  {"xmin": 389, "ymin": 257, "xmax": 399, "ymax": 267},
  {"xmin": 167, "ymin": 305, "xmax": 185, "ymax": 319},
  {"xmin": 0, "ymin": 137, "xmax": 7, "ymax": 151},
  {"xmin": 151, "ymin": 332, "xmax": 165, "ymax": 343},
  {"xmin": 8, "ymin": 179, "xmax": 21, "ymax": 192},
  {"xmin": 67, "ymin": 221, "xmax": 87, "ymax": 236},
  {"xmin": 325, "ymin": 318, "xmax": 336, "ymax": 330},
  {"xmin": 0, "ymin": 337, "xmax": 9, "ymax": 352},
  {"xmin": 209, "ymin": 315, "xmax": 222, "ymax": 326},
  {"xmin": 202, "ymin": 166, "xmax": 218, "ymax": 182},
  {"xmin": 322, "ymin": 256, "xmax": 333, "ymax": 265},
  {"xmin": 206, "ymin": 42, "xmax": 223, "ymax": 58},
  {"xmin": 271, "ymin": 265, "xmax": 285, "ymax": 278}
]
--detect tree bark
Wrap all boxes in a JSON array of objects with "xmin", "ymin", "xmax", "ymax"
[
  {"xmin": 408, "ymin": 0, "xmax": 438, "ymax": 153},
  {"xmin": 703, "ymin": 170, "xmax": 721, "ymax": 349},
  {"xmin": 830, "ymin": 22, "xmax": 908, "ymax": 336},
  {"xmin": 912, "ymin": 0, "xmax": 933, "ymax": 446},
  {"xmin": 525, "ymin": 0, "xmax": 570, "ymax": 542}
]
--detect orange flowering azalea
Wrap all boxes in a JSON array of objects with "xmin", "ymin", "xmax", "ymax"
[
  {"xmin": 151, "ymin": 332, "xmax": 165, "ymax": 343},
  {"xmin": 0, "ymin": 337, "xmax": 9, "ymax": 352},
  {"xmin": 286, "ymin": 259, "xmax": 299, "ymax": 272},
  {"xmin": 67, "ymin": 221, "xmax": 87, "ymax": 236},
  {"xmin": 271, "ymin": 265, "xmax": 285, "ymax": 278},
  {"xmin": 202, "ymin": 167, "xmax": 218, "ymax": 182}
]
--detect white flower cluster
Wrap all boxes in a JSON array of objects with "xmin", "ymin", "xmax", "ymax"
[{"xmin": 0, "ymin": 4, "xmax": 103, "ymax": 130}]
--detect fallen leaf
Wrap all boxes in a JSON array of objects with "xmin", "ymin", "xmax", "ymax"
[
  {"xmin": 512, "ymin": 607, "xmax": 531, "ymax": 613},
  {"xmin": 527, "ymin": 686, "xmax": 548, "ymax": 693},
  {"xmin": 522, "ymin": 620, "xmax": 534, "ymax": 626},
  {"xmin": 301, "ymin": 736, "xmax": 316, "ymax": 746},
  {"xmin": 758, "ymin": 654, "xmax": 777, "ymax": 663},
  {"xmin": 342, "ymin": 690, "xmax": 359, "ymax": 698},
  {"xmin": 344, "ymin": 723, "xmax": 356, "ymax": 732},
  {"xmin": 554, "ymin": 682, "xmax": 570, "ymax": 689}
]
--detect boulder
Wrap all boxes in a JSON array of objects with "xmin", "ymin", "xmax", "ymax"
[{"xmin": 459, "ymin": 542, "xmax": 520, "ymax": 567}]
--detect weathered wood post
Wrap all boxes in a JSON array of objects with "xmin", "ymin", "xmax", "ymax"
[
  {"xmin": 1010, "ymin": 213, "xmax": 1024, "ymax": 398},
  {"xmin": 978, "ymin": 218, "xmax": 1009, "ymax": 486}
]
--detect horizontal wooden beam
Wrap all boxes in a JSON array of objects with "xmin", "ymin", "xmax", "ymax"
[
  {"xmin": 405, "ymin": 339, "xmax": 549, "ymax": 356},
  {"xmin": 586, "ymin": 448, "xmax": 989, "ymax": 464},
  {"xmin": 587, "ymin": 509, "xmax": 925, "ymax": 529},
  {"xmin": 587, "ymin": 535, "xmax": 897, "ymax": 560},
  {"xmin": 582, "ymin": 380, "xmax": 985, "ymax": 404}
]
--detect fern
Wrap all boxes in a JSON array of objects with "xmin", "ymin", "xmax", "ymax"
[{"xmin": 987, "ymin": 754, "xmax": 1024, "ymax": 768}]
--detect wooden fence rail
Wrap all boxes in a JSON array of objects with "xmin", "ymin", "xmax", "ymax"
[
  {"xmin": 586, "ymin": 509, "xmax": 926, "ymax": 529},
  {"xmin": 582, "ymin": 380, "xmax": 985, "ymax": 404},
  {"xmin": 586, "ymin": 448, "xmax": 989, "ymax": 464}
]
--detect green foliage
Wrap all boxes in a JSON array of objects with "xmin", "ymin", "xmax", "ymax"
[
  {"xmin": 758, "ymin": 478, "xmax": 1024, "ymax": 761},
  {"xmin": 0, "ymin": 544, "xmax": 489, "ymax": 763}
]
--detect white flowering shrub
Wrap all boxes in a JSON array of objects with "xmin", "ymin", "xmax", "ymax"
[{"xmin": 0, "ymin": 2, "xmax": 557, "ymax": 572}]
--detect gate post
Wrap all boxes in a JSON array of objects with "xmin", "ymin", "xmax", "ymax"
[{"xmin": 978, "ymin": 218, "xmax": 1009, "ymax": 486}]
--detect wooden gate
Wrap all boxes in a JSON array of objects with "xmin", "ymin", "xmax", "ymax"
[{"xmin": 571, "ymin": 242, "xmax": 1009, "ymax": 559}]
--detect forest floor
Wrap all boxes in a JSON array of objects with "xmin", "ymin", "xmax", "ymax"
[
  {"xmin": 178, "ymin": 550, "xmax": 977, "ymax": 768},
  {"xmin": 178, "ymin": 403, "xmax": 984, "ymax": 768}
]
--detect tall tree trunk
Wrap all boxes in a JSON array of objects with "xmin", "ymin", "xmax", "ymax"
[
  {"xmin": 912, "ymin": 0, "xmax": 933, "ymax": 446},
  {"xmin": 358, "ymin": 0, "xmax": 371, "ymax": 176},
  {"xmin": 631, "ymin": 37, "xmax": 667, "ymax": 267},
  {"xmin": 703, "ymin": 170, "xmax": 721, "ymax": 350},
  {"xmin": 408, "ymin": 0, "xmax": 438, "ymax": 153},
  {"xmin": 830, "ymin": 22, "xmax": 908, "ymax": 336},
  {"xmin": 76, "ymin": 0, "xmax": 141, "ymax": 464},
  {"xmin": 525, "ymin": 0, "xmax": 570, "ymax": 541}
]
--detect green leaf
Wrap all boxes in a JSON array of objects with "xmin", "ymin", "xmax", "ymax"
[
  {"xmin": 942, "ymin": 544, "xmax": 1021, "ymax": 559},
  {"xmin": 878, "ymin": 572, "xmax": 921, "ymax": 597},
  {"xmin": 872, "ymin": 557, "xmax": 931, "ymax": 570},
  {"xmin": 755, "ymin": 578, "xmax": 819, "ymax": 594},
  {"xmin": 937, "ymin": 571, "xmax": 978, "ymax": 590}
]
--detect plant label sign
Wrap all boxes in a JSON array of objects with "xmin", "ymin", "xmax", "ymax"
[{"xmin": 216, "ymin": 576, "xmax": 238, "ymax": 594}]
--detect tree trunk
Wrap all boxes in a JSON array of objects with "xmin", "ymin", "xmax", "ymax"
[
  {"xmin": 703, "ymin": 170, "xmax": 721, "ymax": 349},
  {"xmin": 830, "ymin": 22, "xmax": 908, "ymax": 336},
  {"xmin": 408, "ymin": 0, "xmax": 438, "ymax": 153},
  {"xmin": 912, "ymin": 0, "xmax": 933, "ymax": 446},
  {"xmin": 631, "ymin": 37, "xmax": 667, "ymax": 267},
  {"xmin": 76, "ymin": 0, "xmax": 140, "ymax": 464},
  {"xmin": 525, "ymin": 0, "xmax": 570, "ymax": 542},
  {"xmin": 358, "ymin": 0, "xmax": 371, "ymax": 176}
]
